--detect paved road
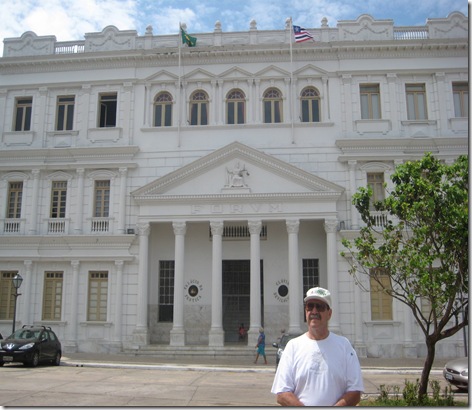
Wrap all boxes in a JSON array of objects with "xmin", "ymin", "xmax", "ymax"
[{"xmin": 0, "ymin": 355, "xmax": 467, "ymax": 407}]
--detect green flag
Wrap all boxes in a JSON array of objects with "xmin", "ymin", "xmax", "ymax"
[{"xmin": 181, "ymin": 27, "xmax": 197, "ymax": 47}]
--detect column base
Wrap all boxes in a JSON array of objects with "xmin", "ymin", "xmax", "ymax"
[
  {"xmin": 208, "ymin": 328, "xmax": 225, "ymax": 347},
  {"xmin": 354, "ymin": 343, "xmax": 367, "ymax": 358},
  {"xmin": 170, "ymin": 328, "xmax": 186, "ymax": 346},
  {"xmin": 132, "ymin": 326, "xmax": 149, "ymax": 346},
  {"xmin": 403, "ymin": 343, "xmax": 418, "ymax": 358}
]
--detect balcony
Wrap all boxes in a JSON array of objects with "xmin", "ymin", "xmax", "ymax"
[
  {"xmin": 46, "ymin": 218, "xmax": 70, "ymax": 234},
  {"xmin": 2, "ymin": 218, "xmax": 25, "ymax": 234},
  {"xmin": 90, "ymin": 217, "xmax": 113, "ymax": 233}
]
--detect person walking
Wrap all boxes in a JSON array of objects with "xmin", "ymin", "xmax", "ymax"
[
  {"xmin": 271, "ymin": 287, "xmax": 364, "ymax": 406},
  {"xmin": 254, "ymin": 327, "xmax": 268, "ymax": 364}
]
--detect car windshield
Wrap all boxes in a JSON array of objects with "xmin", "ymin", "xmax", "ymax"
[{"xmin": 8, "ymin": 329, "xmax": 39, "ymax": 340}]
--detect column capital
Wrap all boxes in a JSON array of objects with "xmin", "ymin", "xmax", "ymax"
[
  {"xmin": 115, "ymin": 260, "xmax": 124, "ymax": 268},
  {"xmin": 210, "ymin": 220, "xmax": 224, "ymax": 236},
  {"xmin": 24, "ymin": 260, "xmax": 33, "ymax": 268},
  {"xmin": 286, "ymin": 219, "xmax": 300, "ymax": 234},
  {"xmin": 71, "ymin": 260, "xmax": 80, "ymax": 268},
  {"xmin": 248, "ymin": 220, "xmax": 262, "ymax": 235},
  {"xmin": 137, "ymin": 222, "xmax": 151, "ymax": 236},
  {"xmin": 324, "ymin": 218, "xmax": 338, "ymax": 233},
  {"xmin": 172, "ymin": 221, "xmax": 187, "ymax": 235}
]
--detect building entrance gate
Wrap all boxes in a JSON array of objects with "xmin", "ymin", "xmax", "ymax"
[{"xmin": 222, "ymin": 260, "xmax": 263, "ymax": 343}]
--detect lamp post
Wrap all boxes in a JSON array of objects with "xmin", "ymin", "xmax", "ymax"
[{"xmin": 11, "ymin": 274, "xmax": 23, "ymax": 335}]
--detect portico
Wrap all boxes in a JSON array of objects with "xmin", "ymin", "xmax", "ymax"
[{"xmin": 131, "ymin": 142, "xmax": 344, "ymax": 347}]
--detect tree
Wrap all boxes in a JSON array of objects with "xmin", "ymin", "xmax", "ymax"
[{"xmin": 341, "ymin": 153, "xmax": 468, "ymax": 399}]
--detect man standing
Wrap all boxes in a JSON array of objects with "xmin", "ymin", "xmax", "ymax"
[{"xmin": 271, "ymin": 287, "xmax": 364, "ymax": 406}]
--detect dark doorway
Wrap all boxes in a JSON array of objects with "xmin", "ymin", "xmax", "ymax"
[{"xmin": 222, "ymin": 260, "xmax": 263, "ymax": 343}]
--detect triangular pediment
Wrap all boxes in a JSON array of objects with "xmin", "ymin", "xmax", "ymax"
[
  {"xmin": 255, "ymin": 65, "xmax": 291, "ymax": 78},
  {"xmin": 183, "ymin": 68, "xmax": 215, "ymax": 81},
  {"xmin": 219, "ymin": 66, "xmax": 253, "ymax": 80},
  {"xmin": 145, "ymin": 70, "xmax": 179, "ymax": 83},
  {"xmin": 132, "ymin": 142, "xmax": 343, "ymax": 201},
  {"xmin": 293, "ymin": 64, "xmax": 328, "ymax": 78}
]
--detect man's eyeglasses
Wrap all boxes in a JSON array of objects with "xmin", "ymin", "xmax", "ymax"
[{"xmin": 305, "ymin": 302, "xmax": 329, "ymax": 312}]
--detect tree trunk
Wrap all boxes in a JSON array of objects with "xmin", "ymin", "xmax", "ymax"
[{"xmin": 419, "ymin": 339, "xmax": 436, "ymax": 398}]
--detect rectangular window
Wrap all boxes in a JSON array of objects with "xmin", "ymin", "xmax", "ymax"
[
  {"xmin": 367, "ymin": 173, "xmax": 385, "ymax": 210},
  {"xmin": 159, "ymin": 260, "xmax": 174, "ymax": 322},
  {"xmin": 7, "ymin": 181, "xmax": 23, "ymax": 219},
  {"xmin": 370, "ymin": 268, "xmax": 393, "ymax": 320},
  {"xmin": 87, "ymin": 271, "xmax": 108, "ymax": 321},
  {"xmin": 302, "ymin": 259, "xmax": 319, "ymax": 295},
  {"xmin": 14, "ymin": 97, "xmax": 32, "ymax": 131},
  {"xmin": 42, "ymin": 272, "xmax": 63, "ymax": 320},
  {"xmin": 360, "ymin": 84, "xmax": 381, "ymax": 119},
  {"xmin": 50, "ymin": 181, "xmax": 67, "ymax": 218},
  {"xmin": 406, "ymin": 84, "xmax": 427, "ymax": 120},
  {"xmin": 98, "ymin": 93, "xmax": 117, "ymax": 127},
  {"xmin": 56, "ymin": 96, "xmax": 75, "ymax": 130},
  {"xmin": 0, "ymin": 271, "xmax": 18, "ymax": 320},
  {"xmin": 94, "ymin": 180, "xmax": 110, "ymax": 217},
  {"xmin": 453, "ymin": 82, "xmax": 468, "ymax": 117}
]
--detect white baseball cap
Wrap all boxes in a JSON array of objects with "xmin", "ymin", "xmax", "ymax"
[{"xmin": 304, "ymin": 287, "xmax": 332, "ymax": 308}]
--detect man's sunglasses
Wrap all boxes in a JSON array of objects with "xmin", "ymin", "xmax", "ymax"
[{"xmin": 305, "ymin": 302, "xmax": 329, "ymax": 312}]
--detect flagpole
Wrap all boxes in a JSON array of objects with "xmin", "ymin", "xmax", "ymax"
[
  {"xmin": 177, "ymin": 23, "xmax": 182, "ymax": 148},
  {"xmin": 289, "ymin": 17, "xmax": 295, "ymax": 144}
]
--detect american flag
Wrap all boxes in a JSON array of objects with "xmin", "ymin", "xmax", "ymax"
[{"xmin": 293, "ymin": 25, "xmax": 314, "ymax": 43}]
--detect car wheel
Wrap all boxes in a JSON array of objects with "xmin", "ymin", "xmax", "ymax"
[
  {"xmin": 0, "ymin": 361, "xmax": 4, "ymax": 367},
  {"xmin": 29, "ymin": 351, "xmax": 40, "ymax": 367},
  {"xmin": 53, "ymin": 352, "xmax": 61, "ymax": 366}
]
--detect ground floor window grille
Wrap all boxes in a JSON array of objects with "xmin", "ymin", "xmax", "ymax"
[
  {"xmin": 42, "ymin": 272, "xmax": 63, "ymax": 320},
  {"xmin": 87, "ymin": 271, "xmax": 108, "ymax": 321},
  {"xmin": 0, "ymin": 271, "xmax": 18, "ymax": 320},
  {"xmin": 159, "ymin": 260, "xmax": 174, "ymax": 322}
]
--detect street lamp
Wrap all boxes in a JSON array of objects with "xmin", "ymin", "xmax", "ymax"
[{"xmin": 11, "ymin": 274, "xmax": 23, "ymax": 335}]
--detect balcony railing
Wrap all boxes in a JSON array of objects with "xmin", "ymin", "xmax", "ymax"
[
  {"xmin": 90, "ymin": 217, "xmax": 113, "ymax": 233},
  {"xmin": 2, "ymin": 218, "xmax": 24, "ymax": 234},
  {"xmin": 370, "ymin": 211, "xmax": 389, "ymax": 227},
  {"xmin": 46, "ymin": 218, "xmax": 70, "ymax": 234}
]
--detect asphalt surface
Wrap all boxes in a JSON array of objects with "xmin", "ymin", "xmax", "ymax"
[{"xmin": 0, "ymin": 352, "xmax": 467, "ymax": 407}]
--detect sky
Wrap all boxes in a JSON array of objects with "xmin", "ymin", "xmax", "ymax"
[{"xmin": 0, "ymin": 0, "xmax": 469, "ymax": 55}]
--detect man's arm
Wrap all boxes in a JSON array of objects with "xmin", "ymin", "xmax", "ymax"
[
  {"xmin": 276, "ymin": 392, "xmax": 304, "ymax": 406},
  {"xmin": 334, "ymin": 391, "xmax": 361, "ymax": 406}
]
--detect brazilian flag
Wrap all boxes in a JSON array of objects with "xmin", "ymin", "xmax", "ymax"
[{"xmin": 181, "ymin": 28, "xmax": 197, "ymax": 47}]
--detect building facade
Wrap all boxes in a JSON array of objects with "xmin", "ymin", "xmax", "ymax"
[{"xmin": 0, "ymin": 12, "xmax": 468, "ymax": 358}]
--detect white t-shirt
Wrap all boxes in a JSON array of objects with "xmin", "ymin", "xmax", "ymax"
[{"xmin": 271, "ymin": 332, "xmax": 364, "ymax": 406}]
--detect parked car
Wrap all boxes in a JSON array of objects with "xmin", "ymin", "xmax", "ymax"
[
  {"xmin": 272, "ymin": 333, "xmax": 303, "ymax": 369},
  {"xmin": 0, "ymin": 325, "xmax": 62, "ymax": 367},
  {"xmin": 443, "ymin": 357, "xmax": 468, "ymax": 391}
]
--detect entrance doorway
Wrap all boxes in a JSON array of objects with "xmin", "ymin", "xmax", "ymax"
[{"xmin": 222, "ymin": 260, "xmax": 263, "ymax": 343}]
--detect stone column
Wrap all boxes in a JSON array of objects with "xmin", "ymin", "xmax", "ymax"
[
  {"xmin": 117, "ymin": 168, "xmax": 127, "ymax": 234},
  {"xmin": 348, "ymin": 160, "xmax": 359, "ymax": 230},
  {"xmin": 21, "ymin": 260, "xmax": 32, "ymax": 326},
  {"xmin": 133, "ymin": 222, "xmax": 150, "ymax": 346},
  {"xmin": 114, "ymin": 260, "xmax": 124, "ymax": 344},
  {"xmin": 324, "ymin": 218, "xmax": 340, "ymax": 333},
  {"xmin": 74, "ymin": 168, "xmax": 85, "ymax": 234},
  {"xmin": 286, "ymin": 219, "xmax": 302, "ymax": 334},
  {"xmin": 29, "ymin": 170, "xmax": 40, "ymax": 234},
  {"xmin": 209, "ymin": 220, "xmax": 224, "ymax": 346},
  {"xmin": 248, "ymin": 220, "xmax": 262, "ymax": 346},
  {"xmin": 67, "ymin": 260, "xmax": 80, "ymax": 351},
  {"xmin": 170, "ymin": 221, "xmax": 186, "ymax": 346}
]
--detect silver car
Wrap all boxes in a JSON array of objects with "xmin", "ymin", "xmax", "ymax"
[{"xmin": 443, "ymin": 358, "xmax": 468, "ymax": 391}]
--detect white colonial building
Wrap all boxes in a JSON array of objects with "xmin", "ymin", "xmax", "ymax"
[{"xmin": 0, "ymin": 12, "xmax": 468, "ymax": 358}]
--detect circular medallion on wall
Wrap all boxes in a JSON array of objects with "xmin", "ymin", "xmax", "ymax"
[
  {"xmin": 184, "ymin": 279, "xmax": 203, "ymax": 302},
  {"xmin": 274, "ymin": 279, "xmax": 289, "ymax": 302}
]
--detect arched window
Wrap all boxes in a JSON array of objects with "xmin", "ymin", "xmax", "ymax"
[
  {"xmin": 154, "ymin": 92, "xmax": 173, "ymax": 127},
  {"xmin": 300, "ymin": 87, "xmax": 320, "ymax": 122},
  {"xmin": 263, "ymin": 88, "xmax": 282, "ymax": 123},
  {"xmin": 189, "ymin": 90, "xmax": 209, "ymax": 125},
  {"xmin": 226, "ymin": 89, "xmax": 245, "ymax": 124}
]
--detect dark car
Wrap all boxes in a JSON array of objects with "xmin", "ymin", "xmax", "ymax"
[
  {"xmin": 443, "ymin": 357, "xmax": 468, "ymax": 391},
  {"xmin": 0, "ymin": 325, "xmax": 62, "ymax": 367},
  {"xmin": 272, "ymin": 333, "xmax": 303, "ymax": 369}
]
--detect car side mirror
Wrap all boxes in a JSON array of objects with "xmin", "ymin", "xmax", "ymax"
[{"xmin": 272, "ymin": 342, "xmax": 279, "ymax": 348}]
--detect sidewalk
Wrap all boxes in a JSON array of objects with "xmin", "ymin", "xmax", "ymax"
[{"xmin": 61, "ymin": 351, "xmax": 450, "ymax": 372}]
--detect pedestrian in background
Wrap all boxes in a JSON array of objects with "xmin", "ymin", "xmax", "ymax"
[
  {"xmin": 254, "ymin": 327, "xmax": 267, "ymax": 364},
  {"xmin": 271, "ymin": 287, "xmax": 364, "ymax": 406}
]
